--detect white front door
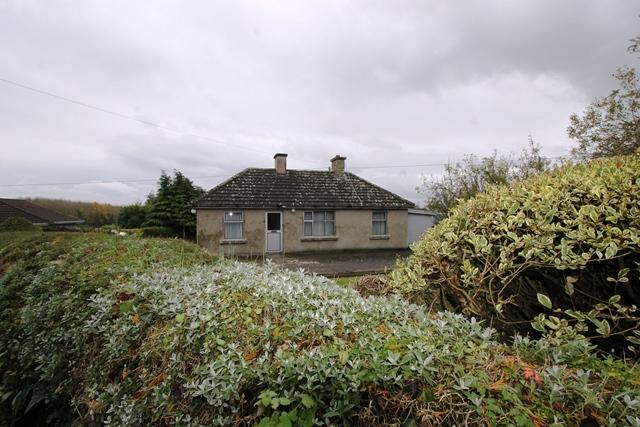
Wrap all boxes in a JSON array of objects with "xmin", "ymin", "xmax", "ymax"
[{"xmin": 265, "ymin": 212, "xmax": 282, "ymax": 252}]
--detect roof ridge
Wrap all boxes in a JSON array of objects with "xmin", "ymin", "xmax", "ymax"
[{"xmin": 248, "ymin": 167, "xmax": 331, "ymax": 173}]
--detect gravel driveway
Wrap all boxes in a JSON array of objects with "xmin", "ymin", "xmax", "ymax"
[{"xmin": 264, "ymin": 249, "xmax": 411, "ymax": 276}]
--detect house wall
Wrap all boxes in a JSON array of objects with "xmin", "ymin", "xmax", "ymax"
[
  {"xmin": 197, "ymin": 209, "xmax": 408, "ymax": 256},
  {"xmin": 197, "ymin": 209, "xmax": 265, "ymax": 257}
]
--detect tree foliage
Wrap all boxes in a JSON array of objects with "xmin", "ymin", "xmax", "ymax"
[
  {"xmin": 394, "ymin": 154, "xmax": 640, "ymax": 355},
  {"xmin": 629, "ymin": 33, "xmax": 640, "ymax": 57},
  {"xmin": 117, "ymin": 203, "xmax": 148, "ymax": 229},
  {"xmin": 26, "ymin": 198, "xmax": 119, "ymax": 226},
  {"xmin": 568, "ymin": 66, "xmax": 640, "ymax": 160},
  {"xmin": 143, "ymin": 170, "xmax": 204, "ymax": 237},
  {"xmin": 417, "ymin": 140, "xmax": 550, "ymax": 216}
]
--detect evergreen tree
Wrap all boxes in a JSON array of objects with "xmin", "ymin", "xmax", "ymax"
[
  {"xmin": 172, "ymin": 171, "xmax": 205, "ymax": 237},
  {"xmin": 117, "ymin": 203, "xmax": 148, "ymax": 228},
  {"xmin": 143, "ymin": 171, "xmax": 204, "ymax": 237},
  {"xmin": 143, "ymin": 172, "xmax": 176, "ymax": 228}
]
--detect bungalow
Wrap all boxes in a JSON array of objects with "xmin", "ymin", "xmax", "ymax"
[
  {"xmin": 0, "ymin": 198, "xmax": 84, "ymax": 226},
  {"xmin": 195, "ymin": 154, "xmax": 428, "ymax": 256}
]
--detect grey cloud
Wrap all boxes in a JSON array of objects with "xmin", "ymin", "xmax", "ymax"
[{"xmin": 0, "ymin": 0, "xmax": 637, "ymax": 205}]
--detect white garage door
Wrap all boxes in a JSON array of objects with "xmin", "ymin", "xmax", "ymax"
[{"xmin": 407, "ymin": 209, "xmax": 436, "ymax": 246}]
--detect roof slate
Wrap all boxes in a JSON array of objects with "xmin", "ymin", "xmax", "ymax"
[
  {"xmin": 195, "ymin": 168, "xmax": 415, "ymax": 210},
  {"xmin": 0, "ymin": 198, "xmax": 84, "ymax": 224}
]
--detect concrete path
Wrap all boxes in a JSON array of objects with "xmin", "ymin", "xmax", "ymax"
[{"xmin": 264, "ymin": 249, "xmax": 411, "ymax": 276}]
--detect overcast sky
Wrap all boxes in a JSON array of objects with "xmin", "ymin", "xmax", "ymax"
[{"xmin": 1, "ymin": 1, "xmax": 638, "ymax": 206}]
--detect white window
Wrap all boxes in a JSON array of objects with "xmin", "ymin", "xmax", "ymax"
[
  {"xmin": 372, "ymin": 211, "xmax": 387, "ymax": 235},
  {"xmin": 303, "ymin": 211, "xmax": 335, "ymax": 236},
  {"xmin": 224, "ymin": 211, "xmax": 243, "ymax": 239}
]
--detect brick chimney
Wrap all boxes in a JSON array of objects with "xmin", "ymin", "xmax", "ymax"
[
  {"xmin": 331, "ymin": 155, "xmax": 346, "ymax": 174},
  {"xmin": 274, "ymin": 153, "xmax": 288, "ymax": 174}
]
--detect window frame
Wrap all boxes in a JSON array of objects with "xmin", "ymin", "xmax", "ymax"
[
  {"xmin": 371, "ymin": 211, "xmax": 387, "ymax": 236},
  {"xmin": 303, "ymin": 210, "xmax": 336, "ymax": 237},
  {"xmin": 223, "ymin": 211, "xmax": 244, "ymax": 240}
]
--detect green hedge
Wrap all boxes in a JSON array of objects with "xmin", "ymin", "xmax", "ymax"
[
  {"xmin": 1, "ymin": 233, "xmax": 638, "ymax": 425},
  {"xmin": 140, "ymin": 226, "xmax": 178, "ymax": 238},
  {"xmin": 390, "ymin": 155, "xmax": 640, "ymax": 350},
  {"xmin": 0, "ymin": 217, "xmax": 41, "ymax": 232}
]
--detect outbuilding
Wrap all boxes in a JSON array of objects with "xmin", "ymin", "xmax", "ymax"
[{"xmin": 0, "ymin": 198, "xmax": 84, "ymax": 226}]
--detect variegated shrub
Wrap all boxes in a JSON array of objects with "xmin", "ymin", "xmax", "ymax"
[{"xmin": 391, "ymin": 154, "xmax": 640, "ymax": 351}]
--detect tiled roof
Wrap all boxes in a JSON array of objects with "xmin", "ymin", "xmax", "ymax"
[
  {"xmin": 0, "ymin": 198, "xmax": 84, "ymax": 225},
  {"xmin": 195, "ymin": 168, "xmax": 415, "ymax": 209}
]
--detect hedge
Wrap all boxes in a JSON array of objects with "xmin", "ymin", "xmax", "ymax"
[
  {"xmin": 1, "ymin": 233, "xmax": 639, "ymax": 425},
  {"xmin": 140, "ymin": 226, "xmax": 179, "ymax": 238},
  {"xmin": 0, "ymin": 217, "xmax": 41, "ymax": 232},
  {"xmin": 390, "ymin": 155, "xmax": 640, "ymax": 351}
]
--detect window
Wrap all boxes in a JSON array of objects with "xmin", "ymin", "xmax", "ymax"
[
  {"xmin": 372, "ymin": 211, "xmax": 387, "ymax": 235},
  {"xmin": 303, "ymin": 211, "xmax": 335, "ymax": 236},
  {"xmin": 224, "ymin": 211, "xmax": 244, "ymax": 239}
]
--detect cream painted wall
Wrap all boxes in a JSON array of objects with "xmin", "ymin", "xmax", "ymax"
[
  {"xmin": 197, "ymin": 209, "xmax": 266, "ymax": 257},
  {"xmin": 197, "ymin": 208, "xmax": 408, "ymax": 256}
]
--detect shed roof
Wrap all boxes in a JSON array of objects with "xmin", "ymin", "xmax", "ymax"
[
  {"xmin": 195, "ymin": 168, "xmax": 415, "ymax": 210},
  {"xmin": 0, "ymin": 198, "xmax": 84, "ymax": 225}
]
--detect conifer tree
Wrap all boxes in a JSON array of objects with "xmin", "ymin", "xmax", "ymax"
[{"xmin": 143, "ymin": 171, "xmax": 204, "ymax": 237}]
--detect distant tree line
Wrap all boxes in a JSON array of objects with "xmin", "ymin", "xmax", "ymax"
[
  {"xmin": 27, "ymin": 198, "xmax": 120, "ymax": 226},
  {"xmin": 118, "ymin": 171, "xmax": 204, "ymax": 238}
]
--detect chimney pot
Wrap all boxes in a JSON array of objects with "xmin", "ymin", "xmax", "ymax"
[
  {"xmin": 331, "ymin": 155, "xmax": 346, "ymax": 174},
  {"xmin": 274, "ymin": 153, "xmax": 288, "ymax": 174}
]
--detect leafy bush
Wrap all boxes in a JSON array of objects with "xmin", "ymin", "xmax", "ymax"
[
  {"xmin": 0, "ymin": 217, "xmax": 41, "ymax": 232},
  {"xmin": 141, "ymin": 226, "xmax": 178, "ymax": 238},
  {"xmin": 0, "ymin": 233, "xmax": 215, "ymax": 425},
  {"xmin": 391, "ymin": 155, "xmax": 640, "ymax": 351},
  {"xmin": 1, "ymin": 234, "xmax": 639, "ymax": 425},
  {"xmin": 125, "ymin": 227, "xmax": 144, "ymax": 237}
]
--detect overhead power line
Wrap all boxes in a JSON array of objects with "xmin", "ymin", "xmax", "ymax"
[
  {"xmin": 0, "ymin": 174, "xmax": 233, "ymax": 188},
  {"xmin": 0, "ymin": 157, "xmax": 566, "ymax": 188},
  {"xmin": 0, "ymin": 76, "xmax": 319, "ymax": 163},
  {"xmin": 0, "ymin": 163, "xmax": 446, "ymax": 188},
  {"xmin": 0, "ymin": 76, "xmax": 567, "ymax": 189},
  {"xmin": 348, "ymin": 162, "xmax": 452, "ymax": 170}
]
